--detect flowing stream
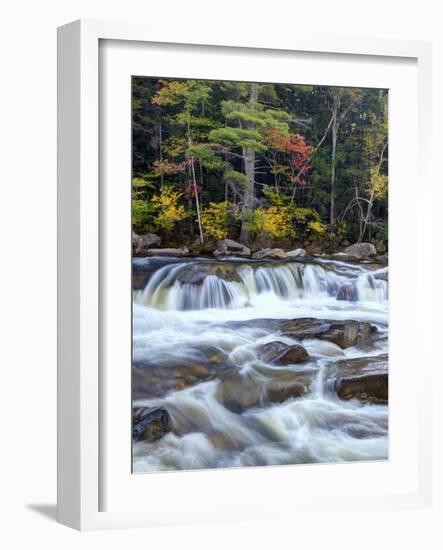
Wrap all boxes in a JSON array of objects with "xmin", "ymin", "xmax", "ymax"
[{"xmin": 132, "ymin": 256, "xmax": 388, "ymax": 472}]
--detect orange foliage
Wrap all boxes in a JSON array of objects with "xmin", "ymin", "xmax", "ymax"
[{"xmin": 263, "ymin": 129, "xmax": 314, "ymax": 187}]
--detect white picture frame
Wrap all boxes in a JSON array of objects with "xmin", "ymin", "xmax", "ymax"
[{"xmin": 57, "ymin": 19, "xmax": 434, "ymax": 531}]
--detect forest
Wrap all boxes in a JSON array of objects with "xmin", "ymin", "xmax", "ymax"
[{"xmin": 132, "ymin": 77, "xmax": 388, "ymax": 253}]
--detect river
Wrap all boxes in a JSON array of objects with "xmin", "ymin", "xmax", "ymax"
[{"xmin": 132, "ymin": 256, "xmax": 388, "ymax": 472}]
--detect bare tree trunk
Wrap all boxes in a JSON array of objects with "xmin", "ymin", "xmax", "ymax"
[
  {"xmin": 190, "ymin": 157, "xmax": 204, "ymax": 243},
  {"xmin": 358, "ymin": 189, "xmax": 374, "ymax": 242},
  {"xmin": 187, "ymin": 120, "xmax": 204, "ymax": 243},
  {"xmin": 239, "ymin": 82, "xmax": 259, "ymax": 245},
  {"xmin": 159, "ymin": 116, "xmax": 164, "ymax": 188},
  {"xmin": 330, "ymin": 91, "xmax": 340, "ymax": 225},
  {"xmin": 359, "ymin": 141, "xmax": 387, "ymax": 242}
]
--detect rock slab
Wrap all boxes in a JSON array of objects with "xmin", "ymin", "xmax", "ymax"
[
  {"xmin": 213, "ymin": 239, "xmax": 251, "ymax": 257},
  {"xmin": 261, "ymin": 341, "xmax": 310, "ymax": 365},
  {"xmin": 132, "ymin": 232, "xmax": 161, "ymax": 255},
  {"xmin": 176, "ymin": 263, "xmax": 241, "ymax": 284},
  {"xmin": 132, "ymin": 406, "xmax": 172, "ymax": 442},
  {"xmin": 343, "ymin": 242, "xmax": 377, "ymax": 259},
  {"xmin": 281, "ymin": 318, "xmax": 375, "ymax": 349},
  {"xmin": 216, "ymin": 369, "xmax": 310, "ymax": 413},
  {"xmin": 287, "ymin": 248, "xmax": 306, "ymax": 258},
  {"xmin": 252, "ymin": 248, "xmax": 288, "ymax": 259},
  {"xmin": 145, "ymin": 247, "xmax": 189, "ymax": 257},
  {"xmin": 330, "ymin": 354, "xmax": 388, "ymax": 404}
]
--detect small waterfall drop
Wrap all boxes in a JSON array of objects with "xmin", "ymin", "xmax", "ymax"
[
  {"xmin": 136, "ymin": 258, "xmax": 388, "ymax": 311},
  {"xmin": 356, "ymin": 270, "xmax": 388, "ymax": 303}
]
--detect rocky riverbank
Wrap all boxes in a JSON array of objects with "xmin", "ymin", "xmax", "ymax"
[{"xmin": 132, "ymin": 232, "xmax": 388, "ymax": 264}]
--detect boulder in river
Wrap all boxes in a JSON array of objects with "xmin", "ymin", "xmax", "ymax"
[
  {"xmin": 261, "ymin": 341, "xmax": 310, "ymax": 365},
  {"xmin": 327, "ymin": 354, "xmax": 388, "ymax": 404},
  {"xmin": 213, "ymin": 239, "xmax": 251, "ymax": 257},
  {"xmin": 176, "ymin": 263, "xmax": 241, "ymax": 285},
  {"xmin": 267, "ymin": 382, "xmax": 306, "ymax": 404},
  {"xmin": 132, "ymin": 231, "xmax": 143, "ymax": 255},
  {"xmin": 216, "ymin": 368, "xmax": 310, "ymax": 412},
  {"xmin": 145, "ymin": 247, "xmax": 189, "ymax": 257},
  {"xmin": 252, "ymin": 248, "xmax": 288, "ymax": 259},
  {"xmin": 132, "ymin": 232, "xmax": 161, "ymax": 255},
  {"xmin": 132, "ymin": 406, "xmax": 172, "ymax": 442},
  {"xmin": 281, "ymin": 318, "xmax": 376, "ymax": 349},
  {"xmin": 336, "ymin": 283, "xmax": 358, "ymax": 301},
  {"xmin": 342, "ymin": 242, "xmax": 377, "ymax": 259},
  {"xmin": 373, "ymin": 268, "xmax": 388, "ymax": 282},
  {"xmin": 287, "ymin": 248, "xmax": 306, "ymax": 258},
  {"xmin": 133, "ymin": 348, "xmax": 230, "ymax": 399}
]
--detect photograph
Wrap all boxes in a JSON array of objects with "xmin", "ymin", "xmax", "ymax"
[{"xmin": 131, "ymin": 77, "xmax": 389, "ymax": 473}]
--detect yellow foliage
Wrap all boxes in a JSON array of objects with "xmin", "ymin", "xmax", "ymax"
[
  {"xmin": 252, "ymin": 206, "xmax": 295, "ymax": 239},
  {"xmin": 307, "ymin": 220, "xmax": 326, "ymax": 235},
  {"xmin": 201, "ymin": 201, "xmax": 230, "ymax": 240},
  {"xmin": 152, "ymin": 80, "xmax": 189, "ymax": 106},
  {"xmin": 151, "ymin": 186, "xmax": 187, "ymax": 232},
  {"xmin": 368, "ymin": 166, "xmax": 387, "ymax": 200}
]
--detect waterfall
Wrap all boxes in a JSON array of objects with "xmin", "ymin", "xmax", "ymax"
[
  {"xmin": 356, "ymin": 270, "xmax": 388, "ymax": 302},
  {"xmin": 165, "ymin": 276, "xmax": 247, "ymax": 311},
  {"xmin": 136, "ymin": 259, "xmax": 388, "ymax": 311}
]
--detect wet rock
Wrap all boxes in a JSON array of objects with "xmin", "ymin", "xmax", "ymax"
[
  {"xmin": 287, "ymin": 248, "xmax": 306, "ymax": 258},
  {"xmin": 133, "ymin": 232, "xmax": 161, "ymax": 255},
  {"xmin": 252, "ymin": 248, "xmax": 288, "ymax": 259},
  {"xmin": 261, "ymin": 341, "xmax": 310, "ymax": 365},
  {"xmin": 373, "ymin": 268, "xmax": 388, "ymax": 282},
  {"xmin": 216, "ymin": 371, "xmax": 265, "ymax": 412},
  {"xmin": 216, "ymin": 369, "xmax": 310, "ymax": 412},
  {"xmin": 337, "ymin": 374, "xmax": 388, "ymax": 404},
  {"xmin": 281, "ymin": 318, "xmax": 376, "ymax": 349},
  {"xmin": 336, "ymin": 283, "xmax": 358, "ymax": 301},
  {"xmin": 133, "ymin": 351, "xmax": 230, "ymax": 399},
  {"xmin": 267, "ymin": 382, "xmax": 306, "ymax": 403},
  {"xmin": 213, "ymin": 239, "xmax": 251, "ymax": 257},
  {"xmin": 132, "ymin": 406, "xmax": 172, "ymax": 442},
  {"xmin": 328, "ymin": 354, "xmax": 388, "ymax": 404},
  {"xmin": 145, "ymin": 247, "xmax": 189, "ymax": 257},
  {"xmin": 176, "ymin": 263, "xmax": 241, "ymax": 285},
  {"xmin": 342, "ymin": 242, "xmax": 377, "ymax": 259},
  {"xmin": 208, "ymin": 431, "xmax": 238, "ymax": 451},
  {"xmin": 303, "ymin": 339, "xmax": 345, "ymax": 357},
  {"xmin": 176, "ymin": 264, "xmax": 215, "ymax": 285}
]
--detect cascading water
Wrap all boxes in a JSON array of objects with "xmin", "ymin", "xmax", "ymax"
[
  {"xmin": 136, "ymin": 259, "xmax": 388, "ymax": 311},
  {"xmin": 133, "ymin": 256, "xmax": 389, "ymax": 472}
]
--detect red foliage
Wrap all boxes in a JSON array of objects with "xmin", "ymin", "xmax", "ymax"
[{"xmin": 263, "ymin": 129, "xmax": 314, "ymax": 187}]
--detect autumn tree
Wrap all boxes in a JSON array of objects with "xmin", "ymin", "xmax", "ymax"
[
  {"xmin": 262, "ymin": 129, "xmax": 314, "ymax": 198},
  {"xmin": 209, "ymin": 83, "xmax": 292, "ymax": 244},
  {"xmin": 152, "ymin": 80, "xmax": 221, "ymax": 243}
]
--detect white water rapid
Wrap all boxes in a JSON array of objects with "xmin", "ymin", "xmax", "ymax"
[{"xmin": 132, "ymin": 256, "xmax": 388, "ymax": 472}]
